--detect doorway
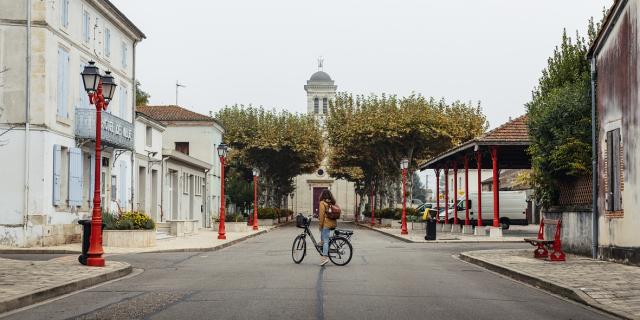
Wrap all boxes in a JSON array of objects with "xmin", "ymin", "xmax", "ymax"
[{"xmin": 313, "ymin": 187, "xmax": 328, "ymax": 217}]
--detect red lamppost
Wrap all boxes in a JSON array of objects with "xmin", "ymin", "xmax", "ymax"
[
  {"xmin": 81, "ymin": 61, "xmax": 117, "ymax": 267},
  {"xmin": 252, "ymin": 167, "xmax": 260, "ymax": 231},
  {"xmin": 217, "ymin": 143, "xmax": 228, "ymax": 240},
  {"xmin": 400, "ymin": 158, "xmax": 409, "ymax": 235}
]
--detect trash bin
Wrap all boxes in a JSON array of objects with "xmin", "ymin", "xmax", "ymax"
[
  {"xmin": 425, "ymin": 217, "xmax": 436, "ymax": 241},
  {"xmin": 78, "ymin": 219, "xmax": 105, "ymax": 265}
]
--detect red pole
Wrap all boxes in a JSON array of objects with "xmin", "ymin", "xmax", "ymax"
[
  {"xmin": 87, "ymin": 81, "xmax": 105, "ymax": 267},
  {"xmin": 453, "ymin": 162, "xmax": 458, "ymax": 226},
  {"xmin": 252, "ymin": 175, "xmax": 258, "ymax": 230},
  {"xmin": 218, "ymin": 155, "xmax": 227, "ymax": 239},
  {"xmin": 370, "ymin": 183, "xmax": 375, "ymax": 226},
  {"xmin": 476, "ymin": 151, "xmax": 483, "ymax": 227},
  {"xmin": 444, "ymin": 167, "xmax": 449, "ymax": 224},
  {"xmin": 401, "ymin": 168, "xmax": 408, "ymax": 235},
  {"xmin": 435, "ymin": 169, "xmax": 440, "ymax": 224},
  {"xmin": 464, "ymin": 155, "xmax": 470, "ymax": 226},
  {"xmin": 490, "ymin": 146, "xmax": 499, "ymax": 228}
]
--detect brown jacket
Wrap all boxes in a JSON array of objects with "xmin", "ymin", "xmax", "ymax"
[{"xmin": 318, "ymin": 200, "xmax": 337, "ymax": 230}]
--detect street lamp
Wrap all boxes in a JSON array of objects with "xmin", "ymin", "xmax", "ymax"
[
  {"xmin": 217, "ymin": 143, "xmax": 228, "ymax": 240},
  {"xmin": 81, "ymin": 61, "xmax": 117, "ymax": 267},
  {"xmin": 400, "ymin": 158, "xmax": 409, "ymax": 235},
  {"xmin": 252, "ymin": 167, "xmax": 260, "ymax": 231}
]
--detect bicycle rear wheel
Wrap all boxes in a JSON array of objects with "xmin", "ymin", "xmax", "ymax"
[
  {"xmin": 292, "ymin": 235, "xmax": 306, "ymax": 264},
  {"xmin": 328, "ymin": 236, "xmax": 353, "ymax": 266}
]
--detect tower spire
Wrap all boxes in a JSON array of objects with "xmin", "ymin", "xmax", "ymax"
[{"xmin": 317, "ymin": 56, "xmax": 324, "ymax": 71}]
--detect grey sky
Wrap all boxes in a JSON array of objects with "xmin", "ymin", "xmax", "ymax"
[{"xmin": 113, "ymin": 0, "xmax": 609, "ymax": 129}]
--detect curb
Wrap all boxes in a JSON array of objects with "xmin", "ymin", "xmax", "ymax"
[
  {"xmin": 356, "ymin": 223, "xmax": 525, "ymax": 244},
  {"xmin": 459, "ymin": 251, "xmax": 635, "ymax": 320},
  {"xmin": 0, "ymin": 222, "xmax": 293, "ymax": 255},
  {"xmin": 0, "ymin": 262, "xmax": 132, "ymax": 315}
]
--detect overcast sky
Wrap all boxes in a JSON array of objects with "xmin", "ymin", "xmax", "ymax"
[{"xmin": 112, "ymin": 0, "xmax": 610, "ymax": 127}]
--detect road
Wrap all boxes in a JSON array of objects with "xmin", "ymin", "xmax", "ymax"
[{"xmin": 2, "ymin": 224, "xmax": 615, "ymax": 320}]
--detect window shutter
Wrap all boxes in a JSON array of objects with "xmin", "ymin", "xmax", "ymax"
[
  {"xmin": 606, "ymin": 131, "xmax": 614, "ymax": 211},
  {"xmin": 68, "ymin": 148, "xmax": 83, "ymax": 206},
  {"xmin": 57, "ymin": 48, "xmax": 69, "ymax": 118},
  {"xmin": 612, "ymin": 129, "xmax": 621, "ymax": 211},
  {"xmin": 119, "ymin": 161, "xmax": 127, "ymax": 206},
  {"xmin": 53, "ymin": 145, "xmax": 62, "ymax": 206},
  {"xmin": 57, "ymin": 48, "xmax": 64, "ymax": 117}
]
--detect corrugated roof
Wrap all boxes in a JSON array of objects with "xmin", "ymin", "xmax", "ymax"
[{"xmin": 136, "ymin": 105, "xmax": 214, "ymax": 122}]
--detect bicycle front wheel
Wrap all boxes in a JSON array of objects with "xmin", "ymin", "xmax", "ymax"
[
  {"xmin": 292, "ymin": 235, "xmax": 306, "ymax": 264},
  {"xmin": 328, "ymin": 236, "xmax": 353, "ymax": 266}
]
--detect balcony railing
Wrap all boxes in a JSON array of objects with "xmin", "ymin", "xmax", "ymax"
[{"xmin": 75, "ymin": 109, "xmax": 134, "ymax": 150}]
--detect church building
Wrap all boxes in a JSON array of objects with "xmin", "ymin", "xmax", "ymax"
[{"xmin": 290, "ymin": 62, "xmax": 357, "ymax": 220}]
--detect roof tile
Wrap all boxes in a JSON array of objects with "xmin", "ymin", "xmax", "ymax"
[{"xmin": 136, "ymin": 105, "xmax": 214, "ymax": 122}]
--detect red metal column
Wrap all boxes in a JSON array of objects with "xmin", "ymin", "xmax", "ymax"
[
  {"xmin": 87, "ymin": 82, "xmax": 105, "ymax": 267},
  {"xmin": 401, "ymin": 168, "xmax": 408, "ymax": 235},
  {"xmin": 252, "ymin": 175, "xmax": 259, "ymax": 231},
  {"xmin": 453, "ymin": 162, "xmax": 458, "ymax": 225},
  {"xmin": 444, "ymin": 167, "xmax": 449, "ymax": 224},
  {"xmin": 434, "ymin": 169, "xmax": 440, "ymax": 224},
  {"xmin": 464, "ymin": 155, "xmax": 470, "ymax": 226},
  {"xmin": 475, "ymin": 151, "xmax": 483, "ymax": 227},
  {"xmin": 218, "ymin": 155, "xmax": 227, "ymax": 239},
  {"xmin": 490, "ymin": 146, "xmax": 499, "ymax": 228}
]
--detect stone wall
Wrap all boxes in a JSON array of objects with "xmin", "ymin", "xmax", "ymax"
[{"xmin": 544, "ymin": 206, "xmax": 593, "ymax": 256}]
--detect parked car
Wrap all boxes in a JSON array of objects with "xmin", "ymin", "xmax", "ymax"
[{"xmin": 438, "ymin": 191, "xmax": 528, "ymax": 229}]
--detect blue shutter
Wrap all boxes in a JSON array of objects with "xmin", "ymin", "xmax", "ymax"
[
  {"xmin": 57, "ymin": 48, "xmax": 64, "ymax": 117},
  {"xmin": 68, "ymin": 148, "xmax": 83, "ymax": 206},
  {"xmin": 57, "ymin": 48, "xmax": 69, "ymax": 118},
  {"xmin": 52, "ymin": 145, "xmax": 62, "ymax": 206},
  {"xmin": 119, "ymin": 161, "xmax": 127, "ymax": 206}
]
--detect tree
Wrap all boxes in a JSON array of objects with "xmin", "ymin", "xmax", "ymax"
[
  {"xmin": 326, "ymin": 92, "xmax": 487, "ymax": 210},
  {"xmin": 135, "ymin": 81, "xmax": 150, "ymax": 106},
  {"xmin": 411, "ymin": 172, "xmax": 426, "ymax": 202},
  {"xmin": 526, "ymin": 19, "xmax": 599, "ymax": 207},
  {"xmin": 216, "ymin": 105, "xmax": 323, "ymax": 208}
]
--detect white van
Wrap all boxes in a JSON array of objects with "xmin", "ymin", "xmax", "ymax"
[{"xmin": 439, "ymin": 191, "xmax": 528, "ymax": 229}]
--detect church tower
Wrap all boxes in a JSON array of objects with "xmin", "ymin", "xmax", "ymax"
[
  {"xmin": 304, "ymin": 58, "xmax": 337, "ymax": 118},
  {"xmin": 291, "ymin": 60, "xmax": 356, "ymax": 220}
]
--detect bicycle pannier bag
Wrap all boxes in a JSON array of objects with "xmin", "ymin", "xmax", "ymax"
[
  {"xmin": 296, "ymin": 215, "xmax": 307, "ymax": 228},
  {"xmin": 327, "ymin": 204, "xmax": 341, "ymax": 220}
]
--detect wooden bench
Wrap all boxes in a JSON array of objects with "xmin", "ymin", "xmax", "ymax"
[{"xmin": 524, "ymin": 218, "xmax": 565, "ymax": 262}]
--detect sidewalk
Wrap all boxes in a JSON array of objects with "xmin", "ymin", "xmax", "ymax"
[
  {"xmin": 0, "ymin": 225, "xmax": 280, "ymax": 254},
  {"xmin": 0, "ymin": 256, "xmax": 131, "ymax": 314},
  {"xmin": 358, "ymin": 223, "xmax": 536, "ymax": 243},
  {"xmin": 460, "ymin": 249, "xmax": 640, "ymax": 320}
]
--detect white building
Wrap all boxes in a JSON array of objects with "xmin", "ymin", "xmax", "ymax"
[
  {"xmin": 0, "ymin": 0, "xmax": 144, "ymax": 247},
  {"xmin": 136, "ymin": 105, "xmax": 224, "ymax": 228},
  {"xmin": 291, "ymin": 64, "xmax": 357, "ymax": 219},
  {"xmin": 133, "ymin": 112, "xmax": 164, "ymax": 223}
]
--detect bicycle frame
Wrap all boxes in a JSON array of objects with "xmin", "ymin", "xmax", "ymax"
[{"xmin": 300, "ymin": 224, "xmax": 323, "ymax": 255}]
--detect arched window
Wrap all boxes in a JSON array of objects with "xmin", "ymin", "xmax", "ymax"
[
  {"xmin": 322, "ymin": 98, "xmax": 328, "ymax": 114},
  {"xmin": 314, "ymin": 98, "xmax": 319, "ymax": 113}
]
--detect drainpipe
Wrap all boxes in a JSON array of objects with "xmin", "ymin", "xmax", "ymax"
[
  {"xmin": 23, "ymin": 0, "xmax": 32, "ymax": 232},
  {"xmin": 130, "ymin": 40, "xmax": 138, "ymax": 212},
  {"xmin": 590, "ymin": 58, "xmax": 598, "ymax": 260}
]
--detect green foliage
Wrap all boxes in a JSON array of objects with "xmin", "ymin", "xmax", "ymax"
[
  {"xmin": 104, "ymin": 211, "xmax": 155, "ymax": 230},
  {"xmin": 226, "ymin": 212, "xmax": 246, "ymax": 222},
  {"xmin": 135, "ymin": 81, "xmax": 150, "ymax": 106},
  {"xmin": 326, "ymin": 93, "xmax": 487, "ymax": 205},
  {"xmin": 257, "ymin": 207, "xmax": 278, "ymax": 219},
  {"xmin": 526, "ymin": 19, "xmax": 600, "ymax": 207},
  {"xmin": 216, "ymin": 106, "xmax": 323, "ymax": 207}
]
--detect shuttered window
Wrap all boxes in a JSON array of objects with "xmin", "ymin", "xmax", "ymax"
[
  {"xmin": 314, "ymin": 98, "xmax": 319, "ymax": 113},
  {"xmin": 60, "ymin": 0, "xmax": 69, "ymax": 28},
  {"xmin": 104, "ymin": 28, "xmax": 111, "ymax": 57},
  {"xmin": 68, "ymin": 148, "xmax": 83, "ymax": 206},
  {"xmin": 606, "ymin": 129, "xmax": 622, "ymax": 211},
  {"xmin": 82, "ymin": 10, "xmax": 91, "ymax": 43},
  {"xmin": 53, "ymin": 145, "xmax": 62, "ymax": 205},
  {"xmin": 322, "ymin": 98, "xmax": 328, "ymax": 114},
  {"xmin": 57, "ymin": 47, "xmax": 69, "ymax": 118}
]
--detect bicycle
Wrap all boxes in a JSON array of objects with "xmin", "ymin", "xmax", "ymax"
[{"xmin": 292, "ymin": 214, "xmax": 354, "ymax": 266}]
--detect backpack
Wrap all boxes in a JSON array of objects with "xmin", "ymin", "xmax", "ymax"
[{"xmin": 326, "ymin": 202, "xmax": 341, "ymax": 220}]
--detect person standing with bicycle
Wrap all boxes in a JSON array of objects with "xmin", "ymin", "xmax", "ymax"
[{"xmin": 318, "ymin": 189, "xmax": 338, "ymax": 266}]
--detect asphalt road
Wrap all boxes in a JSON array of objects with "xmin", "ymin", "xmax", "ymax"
[{"xmin": 2, "ymin": 223, "xmax": 615, "ymax": 320}]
